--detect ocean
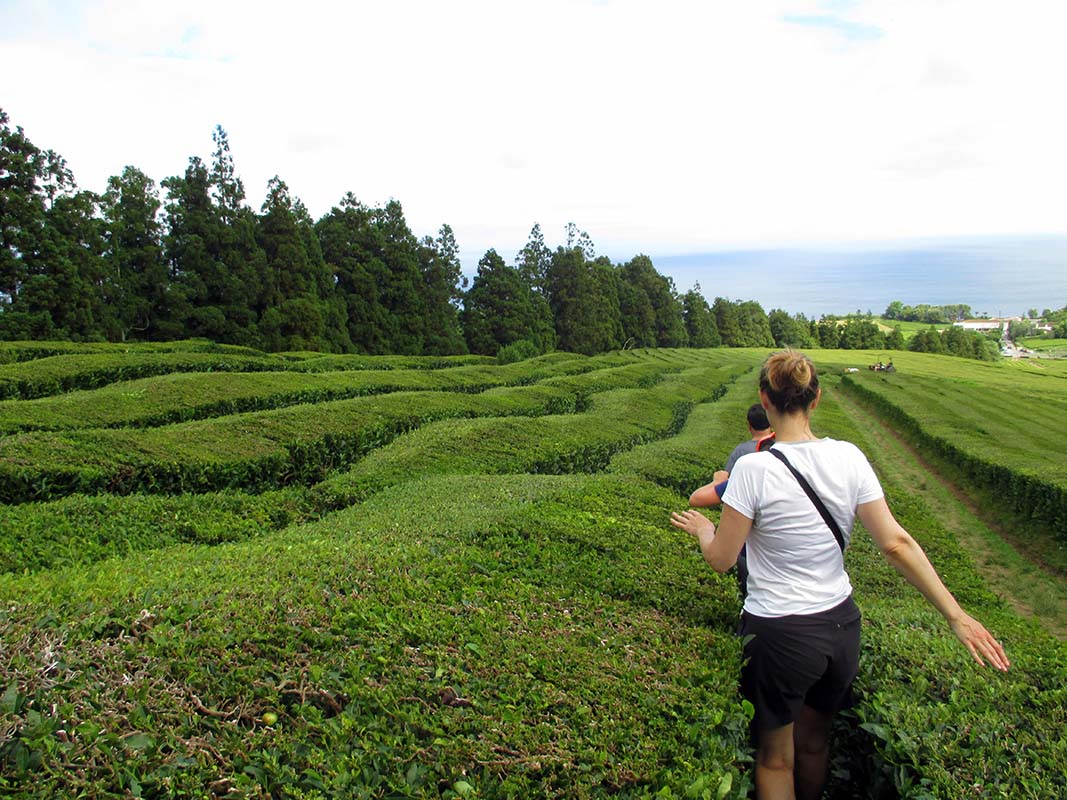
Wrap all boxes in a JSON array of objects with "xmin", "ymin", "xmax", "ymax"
[{"xmin": 651, "ymin": 235, "xmax": 1067, "ymax": 319}]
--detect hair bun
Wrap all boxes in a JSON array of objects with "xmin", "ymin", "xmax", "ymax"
[{"xmin": 760, "ymin": 350, "xmax": 819, "ymax": 413}]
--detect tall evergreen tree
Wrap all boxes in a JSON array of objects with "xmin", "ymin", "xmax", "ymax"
[
  {"xmin": 682, "ymin": 285, "xmax": 720, "ymax": 347},
  {"xmin": 768, "ymin": 309, "xmax": 815, "ymax": 348},
  {"xmin": 101, "ymin": 166, "xmax": 169, "ymax": 341},
  {"xmin": 0, "ymin": 109, "xmax": 80, "ymax": 338},
  {"xmin": 589, "ymin": 256, "xmax": 625, "ymax": 353},
  {"xmin": 162, "ymin": 156, "xmax": 224, "ymax": 340},
  {"xmin": 814, "ymin": 317, "xmax": 842, "ymax": 348},
  {"xmin": 712, "ymin": 297, "xmax": 743, "ymax": 347},
  {"xmin": 418, "ymin": 224, "xmax": 468, "ymax": 355},
  {"xmin": 616, "ymin": 271, "xmax": 656, "ymax": 348},
  {"xmin": 735, "ymin": 301, "xmax": 774, "ymax": 347},
  {"xmin": 461, "ymin": 249, "xmax": 554, "ymax": 355},
  {"xmin": 39, "ymin": 189, "xmax": 109, "ymax": 339},
  {"xmin": 617, "ymin": 255, "xmax": 686, "ymax": 347},
  {"xmin": 375, "ymin": 200, "xmax": 426, "ymax": 355},
  {"xmin": 515, "ymin": 222, "xmax": 552, "ymax": 294},
  {"xmin": 316, "ymin": 193, "xmax": 391, "ymax": 354},
  {"xmin": 546, "ymin": 246, "xmax": 620, "ymax": 355},
  {"xmin": 209, "ymin": 126, "xmax": 268, "ymax": 345},
  {"xmin": 257, "ymin": 176, "xmax": 346, "ymax": 351}
]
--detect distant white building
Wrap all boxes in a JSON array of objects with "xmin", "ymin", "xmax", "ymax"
[{"xmin": 955, "ymin": 318, "xmax": 1011, "ymax": 332}]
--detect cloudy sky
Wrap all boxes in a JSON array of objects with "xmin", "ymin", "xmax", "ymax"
[{"xmin": 3, "ymin": 0, "xmax": 1066, "ymax": 271}]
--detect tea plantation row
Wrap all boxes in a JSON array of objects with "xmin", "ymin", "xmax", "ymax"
[
  {"xmin": 829, "ymin": 355, "xmax": 1067, "ymax": 542},
  {"xmin": 0, "ymin": 358, "xmax": 750, "ymax": 573},
  {"xmin": 2, "ymin": 347, "xmax": 1066, "ymax": 798},
  {"xmin": 0, "ymin": 343, "xmax": 497, "ymax": 401},
  {"xmin": 0, "ymin": 354, "xmax": 734, "ymax": 504}
]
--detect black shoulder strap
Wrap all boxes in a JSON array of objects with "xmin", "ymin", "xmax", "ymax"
[{"xmin": 768, "ymin": 448, "xmax": 846, "ymax": 552}]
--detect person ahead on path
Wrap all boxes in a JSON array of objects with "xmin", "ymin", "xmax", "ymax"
[
  {"xmin": 689, "ymin": 403, "xmax": 773, "ymax": 508},
  {"xmin": 688, "ymin": 403, "xmax": 773, "ymax": 595},
  {"xmin": 670, "ymin": 350, "xmax": 1009, "ymax": 800}
]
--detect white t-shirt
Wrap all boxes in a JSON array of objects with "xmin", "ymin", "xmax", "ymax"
[{"xmin": 722, "ymin": 438, "xmax": 884, "ymax": 618}]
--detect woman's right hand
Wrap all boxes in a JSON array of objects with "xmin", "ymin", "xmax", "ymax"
[{"xmin": 950, "ymin": 611, "xmax": 1010, "ymax": 671}]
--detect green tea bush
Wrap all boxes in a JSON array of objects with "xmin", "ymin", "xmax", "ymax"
[
  {"xmin": 0, "ymin": 474, "xmax": 752, "ymax": 799},
  {"xmin": 496, "ymin": 339, "xmax": 540, "ymax": 363},
  {"xmin": 811, "ymin": 388, "xmax": 1067, "ymax": 798},
  {"xmin": 311, "ymin": 364, "xmax": 747, "ymax": 510},
  {"xmin": 0, "ymin": 352, "xmax": 283, "ymax": 400},
  {"xmin": 840, "ymin": 373, "xmax": 1067, "ymax": 541},
  {"xmin": 0, "ymin": 489, "xmax": 309, "ymax": 574},
  {"xmin": 607, "ymin": 366, "xmax": 763, "ymax": 495},
  {"xmin": 0, "ymin": 353, "xmax": 597, "ymax": 434},
  {"xmin": 4, "ymin": 347, "xmax": 1066, "ymax": 797},
  {"xmin": 0, "ymin": 339, "xmax": 270, "ymax": 365},
  {"xmin": 0, "ymin": 350, "xmax": 503, "ymax": 401},
  {"xmin": 0, "ymin": 384, "xmax": 584, "ymax": 503},
  {"xmin": 281, "ymin": 353, "xmax": 495, "ymax": 372}
]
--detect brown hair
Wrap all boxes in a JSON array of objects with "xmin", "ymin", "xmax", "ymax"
[{"xmin": 759, "ymin": 350, "xmax": 819, "ymax": 414}]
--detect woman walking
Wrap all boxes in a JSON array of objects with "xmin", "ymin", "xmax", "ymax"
[{"xmin": 670, "ymin": 350, "xmax": 1008, "ymax": 800}]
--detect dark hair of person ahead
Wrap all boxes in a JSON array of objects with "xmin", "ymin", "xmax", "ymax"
[
  {"xmin": 759, "ymin": 350, "xmax": 819, "ymax": 414},
  {"xmin": 746, "ymin": 403, "xmax": 770, "ymax": 430}
]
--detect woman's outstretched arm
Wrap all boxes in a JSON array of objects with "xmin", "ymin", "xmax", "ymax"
[
  {"xmin": 857, "ymin": 497, "xmax": 1010, "ymax": 671},
  {"xmin": 670, "ymin": 503, "xmax": 752, "ymax": 573}
]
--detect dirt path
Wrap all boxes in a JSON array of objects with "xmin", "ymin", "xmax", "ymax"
[{"xmin": 832, "ymin": 386, "xmax": 1067, "ymax": 639}]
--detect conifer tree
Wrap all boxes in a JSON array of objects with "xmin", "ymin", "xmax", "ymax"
[
  {"xmin": 515, "ymin": 223, "xmax": 552, "ymax": 294},
  {"xmin": 257, "ymin": 176, "xmax": 341, "ymax": 351},
  {"xmin": 101, "ymin": 166, "xmax": 169, "ymax": 341},
  {"xmin": 461, "ymin": 249, "xmax": 553, "ymax": 355},
  {"xmin": 0, "ymin": 110, "xmax": 82, "ymax": 338},
  {"xmin": 162, "ymin": 156, "xmax": 224, "ymax": 340},
  {"xmin": 711, "ymin": 297, "xmax": 743, "ymax": 346},
  {"xmin": 617, "ymin": 255, "xmax": 686, "ymax": 347},
  {"xmin": 209, "ymin": 126, "xmax": 268, "ymax": 345},
  {"xmin": 418, "ymin": 224, "xmax": 468, "ymax": 355},
  {"xmin": 769, "ymin": 309, "xmax": 814, "ymax": 348},
  {"xmin": 683, "ymin": 286, "xmax": 721, "ymax": 347},
  {"xmin": 375, "ymin": 200, "xmax": 426, "ymax": 355},
  {"xmin": 316, "ymin": 194, "xmax": 392, "ymax": 354}
]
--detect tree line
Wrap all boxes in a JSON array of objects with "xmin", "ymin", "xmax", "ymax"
[{"xmin": 0, "ymin": 110, "xmax": 995, "ymax": 360}]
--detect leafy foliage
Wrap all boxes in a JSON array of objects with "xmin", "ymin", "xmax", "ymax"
[{"xmin": 2, "ymin": 346, "xmax": 1067, "ymax": 798}]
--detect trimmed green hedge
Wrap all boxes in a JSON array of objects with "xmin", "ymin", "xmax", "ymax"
[
  {"xmin": 0, "ymin": 353, "xmax": 738, "ymax": 574},
  {"xmin": 607, "ymin": 365, "xmax": 763, "ymax": 495},
  {"xmin": 0, "ymin": 353, "xmax": 595, "ymax": 434},
  {"xmin": 311, "ymin": 363, "xmax": 747, "ymax": 510},
  {"xmin": 811, "ymin": 386, "xmax": 1067, "ymax": 798},
  {"xmin": 0, "ymin": 349, "xmax": 498, "ymax": 401},
  {"xmin": 3, "ymin": 348, "xmax": 1066, "ymax": 798},
  {"xmin": 0, "ymin": 489, "xmax": 308, "ymax": 574},
  {"xmin": 840, "ymin": 374, "xmax": 1067, "ymax": 541},
  {"xmin": 0, "ymin": 339, "xmax": 270, "ymax": 365},
  {"xmin": 0, "ymin": 352, "xmax": 283, "ymax": 400},
  {"xmin": 0, "ymin": 384, "xmax": 580, "ymax": 503},
  {"xmin": 0, "ymin": 475, "xmax": 752, "ymax": 799}
]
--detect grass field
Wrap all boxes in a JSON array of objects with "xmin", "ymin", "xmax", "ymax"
[
  {"xmin": 869, "ymin": 317, "xmax": 948, "ymax": 339},
  {"xmin": 1018, "ymin": 336, "xmax": 1067, "ymax": 357},
  {"xmin": 2, "ymin": 342, "xmax": 1065, "ymax": 798}
]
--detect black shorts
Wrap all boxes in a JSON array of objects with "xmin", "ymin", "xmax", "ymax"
[{"xmin": 739, "ymin": 595, "xmax": 861, "ymax": 733}]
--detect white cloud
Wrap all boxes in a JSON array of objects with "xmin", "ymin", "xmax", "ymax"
[{"xmin": 2, "ymin": 0, "xmax": 1066, "ymax": 265}]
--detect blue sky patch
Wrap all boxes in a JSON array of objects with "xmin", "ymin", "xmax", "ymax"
[{"xmin": 784, "ymin": 13, "xmax": 883, "ymax": 41}]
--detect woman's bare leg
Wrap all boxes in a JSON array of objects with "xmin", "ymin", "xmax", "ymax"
[
  {"xmin": 755, "ymin": 723, "xmax": 796, "ymax": 799},
  {"xmin": 793, "ymin": 705, "xmax": 834, "ymax": 800}
]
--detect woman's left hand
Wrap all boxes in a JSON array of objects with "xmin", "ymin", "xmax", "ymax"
[{"xmin": 670, "ymin": 509, "xmax": 715, "ymax": 540}]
